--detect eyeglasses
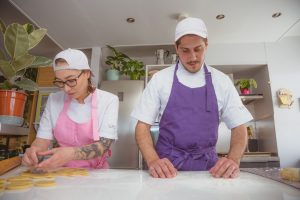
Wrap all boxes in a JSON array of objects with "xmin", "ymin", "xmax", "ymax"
[{"xmin": 53, "ymin": 71, "xmax": 83, "ymax": 88}]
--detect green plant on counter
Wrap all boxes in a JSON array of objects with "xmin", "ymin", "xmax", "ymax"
[
  {"xmin": 122, "ymin": 59, "xmax": 145, "ymax": 80},
  {"xmin": 235, "ymin": 78, "xmax": 257, "ymax": 89},
  {"xmin": 0, "ymin": 18, "xmax": 52, "ymax": 91},
  {"xmin": 105, "ymin": 45, "xmax": 130, "ymax": 72}
]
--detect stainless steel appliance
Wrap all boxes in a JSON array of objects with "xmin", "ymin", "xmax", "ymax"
[{"xmin": 100, "ymin": 80, "xmax": 144, "ymax": 169}]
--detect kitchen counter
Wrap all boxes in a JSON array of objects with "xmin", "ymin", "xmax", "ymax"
[{"xmin": 1, "ymin": 167, "xmax": 299, "ymax": 200}]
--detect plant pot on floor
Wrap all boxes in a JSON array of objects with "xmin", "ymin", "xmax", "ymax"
[
  {"xmin": 129, "ymin": 74, "xmax": 141, "ymax": 80},
  {"xmin": 240, "ymin": 88, "xmax": 251, "ymax": 95},
  {"xmin": 0, "ymin": 90, "xmax": 28, "ymax": 126},
  {"xmin": 106, "ymin": 69, "xmax": 120, "ymax": 81}
]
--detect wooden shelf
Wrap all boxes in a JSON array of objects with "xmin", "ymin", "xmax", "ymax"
[
  {"xmin": 0, "ymin": 123, "xmax": 29, "ymax": 136},
  {"xmin": 240, "ymin": 94, "xmax": 263, "ymax": 104},
  {"xmin": 0, "ymin": 156, "xmax": 21, "ymax": 175},
  {"xmin": 145, "ymin": 64, "xmax": 171, "ymax": 85}
]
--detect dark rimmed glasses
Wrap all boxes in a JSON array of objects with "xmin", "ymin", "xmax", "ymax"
[{"xmin": 53, "ymin": 71, "xmax": 83, "ymax": 88}]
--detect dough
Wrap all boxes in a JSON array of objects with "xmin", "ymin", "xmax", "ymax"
[
  {"xmin": 34, "ymin": 180, "xmax": 57, "ymax": 187},
  {"xmin": 7, "ymin": 176, "xmax": 32, "ymax": 182},
  {"xmin": 6, "ymin": 181, "xmax": 33, "ymax": 190},
  {"xmin": 280, "ymin": 168, "xmax": 300, "ymax": 182}
]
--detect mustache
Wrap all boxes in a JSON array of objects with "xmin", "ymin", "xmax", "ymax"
[{"xmin": 187, "ymin": 61, "xmax": 200, "ymax": 65}]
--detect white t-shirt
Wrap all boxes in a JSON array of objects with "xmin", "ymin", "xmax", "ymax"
[
  {"xmin": 131, "ymin": 62, "xmax": 253, "ymax": 129},
  {"xmin": 37, "ymin": 89, "xmax": 119, "ymax": 140}
]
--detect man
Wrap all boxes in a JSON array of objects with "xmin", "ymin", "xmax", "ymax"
[{"xmin": 131, "ymin": 17, "xmax": 253, "ymax": 178}]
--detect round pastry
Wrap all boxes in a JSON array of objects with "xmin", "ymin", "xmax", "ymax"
[{"xmin": 35, "ymin": 180, "xmax": 57, "ymax": 187}]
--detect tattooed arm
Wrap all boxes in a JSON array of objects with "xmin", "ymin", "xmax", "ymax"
[
  {"xmin": 36, "ymin": 137, "xmax": 113, "ymax": 169},
  {"xmin": 73, "ymin": 137, "xmax": 113, "ymax": 160}
]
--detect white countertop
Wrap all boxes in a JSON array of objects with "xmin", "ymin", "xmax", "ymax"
[{"xmin": 1, "ymin": 167, "xmax": 300, "ymax": 200}]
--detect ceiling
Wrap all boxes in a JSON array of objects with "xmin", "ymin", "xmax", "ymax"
[{"xmin": 8, "ymin": 0, "xmax": 300, "ymax": 49}]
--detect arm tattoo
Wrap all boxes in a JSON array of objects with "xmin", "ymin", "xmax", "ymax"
[{"xmin": 74, "ymin": 137, "xmax": 113, "ymax": 160}]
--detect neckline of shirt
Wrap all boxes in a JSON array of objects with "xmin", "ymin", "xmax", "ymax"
[
  {"xmin": 177, "ymin": 61, "xmax": 205, "ymax": 77},
  {"xmin": 70, "ymin": 93, "xmax": 92, "ymax": 104}
]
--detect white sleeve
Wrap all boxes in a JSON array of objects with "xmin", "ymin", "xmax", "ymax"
[
  {"xmin": 131, "ymin": 74, "xmax": 161, "ymax": 125},
  {"xmin": 220, "ymin": 76, "xmax": 253, "ymax": 129},
  {"xmin": 98, "ymin": 95, "xmax": 119, "ymax": 140},
  {"xmin": 37, "ymin": 94, "xmax": 54, "ymax": 140}
]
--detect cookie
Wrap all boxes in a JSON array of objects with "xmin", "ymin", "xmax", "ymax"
[{"xmin": 35, "ymin": 180, "xmax": 57, "ymax": 187}]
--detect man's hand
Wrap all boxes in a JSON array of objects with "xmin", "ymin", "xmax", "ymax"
[
  {"xmin": 209, "ymin": 157, "xmax": 240, "ymax": 178},
  {"xmin": 36, "ymin": 147, "xmax": 75, "ymax": 169},
  {"xmin": 148, "ymin": 158, "xmax": 177, "ymax": 178}
]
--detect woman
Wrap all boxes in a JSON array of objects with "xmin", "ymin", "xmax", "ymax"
[{"xmin": 22, "ymin": 48, "xmax": 119, "ymax": 169}]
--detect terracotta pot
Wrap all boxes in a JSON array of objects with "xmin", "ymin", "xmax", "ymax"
[
  {"xmin": 240, "ymin": 88, "xmax": 250, "ymax": 95},
  {"xmin": 0, "ymin": 90, "xmax": 28, "ymax": 117}
]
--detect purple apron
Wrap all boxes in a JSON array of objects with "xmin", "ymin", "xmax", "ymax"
[{"xmin": 156, "ymin": 62, "xmax": 219, "ymax": 171}]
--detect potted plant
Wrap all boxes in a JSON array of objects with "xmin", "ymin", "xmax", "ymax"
[
  {"xmin": 105, "ymin": 45, "xmax": 130, "ymax": 80},
  {"xmin": 235, "ymin": 78, "xmax": 257, "ymax": 95},
  {"xmin": 122, "ymin": 59, "xmax": 145, "ymax": 80},
  {"xmin": 0, "ymin": 19, "xmax": 52, "ymax": 126}
]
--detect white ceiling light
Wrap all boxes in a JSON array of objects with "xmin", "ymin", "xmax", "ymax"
[
  {"xmin": 216, "ymin": 14, "xmax": 225, "ymax": 20},
  {"xmin": 126, "ymin": 18, "xmax": 135, "ymax": 23},
  {"xmin": 177, "ymin": 13, "xmax": 189, "ymax": 21},
  {"xmin": 272, "ymin": 12, "xmax": 282, "ymax": 18}
]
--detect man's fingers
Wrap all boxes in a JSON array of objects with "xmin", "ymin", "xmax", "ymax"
[
  {"xmin": 148, "ymin": 158, "xmax": 177, "ymax": 178},
  {"xmin": 164, "ymin": 159, "xmax": 177, "ymax": 177},
  {"xmin": 149, "ymin": 167, "xmax": 158, "ymax": 178},
  {"xmin": 154, "ymin": 165, "xmax": 166, "ymax": 178},
  {"xmin": 209, "ymin": 157, "xmax": 226, "ymax": 176},
  {"xmin": 230, "ymin": 168, "xmax": 240, "ymax": 178},
  {"xmin": 222, "ymin": 165, "xmax": 235, "ymax": 178},
  {"xmin": 158, "ymin": 162, "xmax": 172, "ymax": 178},
  {"xmin": 210, "ymin": 157, "xmax": 239, "ymax": 179}
]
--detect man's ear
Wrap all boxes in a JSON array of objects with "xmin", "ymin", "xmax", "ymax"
[
  {"xmin": 174, "ymin": 44, "xmax": 179, "ymax": 54},
  {"xmin": 204, "ymin": 38, "xmax": 208, "ymax": 47}
]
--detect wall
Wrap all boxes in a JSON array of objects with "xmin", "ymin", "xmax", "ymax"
[{"xmin": 266, "ymin": 36, "xmax": 300, "ymax": 167}]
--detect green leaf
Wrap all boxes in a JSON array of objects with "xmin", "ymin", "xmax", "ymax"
[
  {"xmin": 0, "ymin": 49, "xmax": 6, "ymax": 60},
  {"xmin": 23, "ymin": 23, "xmax": 35, "ymax": 34},
  {"xmin": 0, "ymin": 59, "xmax": 15, "ymax": 79},
  {"xmin": 0, "ymin": 18, "xmax": 6, "ymax": 34},
  {"xmin": 4, "ymin": 23, "xmax": 29, "ymax": 59},
  {"xmin": 29, "ymin": 56, "xmax": 52, "ymax": 68},
  {"xmin": 28, "ymin": 28, "xmax": 47, "ymax": 49},
  {"xmin": 11, "ymin": 54, "xmax": 35, "ymax": 72},
  {"xmin": 0, "ymin": 80, "xmax": 14, "ymax": 90},
  {"xmin": 14, "ymin": 77, "xmax": 39, "ymax": 91}
]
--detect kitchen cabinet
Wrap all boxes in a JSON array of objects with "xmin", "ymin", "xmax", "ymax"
[{"xmin": 240, "ymin": 94, "xmax": 264, "ymax": 105}]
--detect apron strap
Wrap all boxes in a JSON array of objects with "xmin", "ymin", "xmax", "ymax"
[
  {"xmin": 91, "ymin": 91, "xmax": 99, "ymax": 141},
  {"xmin": 204, "ymin": 64, "xmax": 213, "ymax": 112},
  {"xmin": 171, "ymin": 146, "xmax": 215, "ymax": 170}
]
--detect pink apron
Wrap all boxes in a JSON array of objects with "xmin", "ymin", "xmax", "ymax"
[{"xmin": 53, "ymin": 92, "xmax": 109, "ymax": 169}]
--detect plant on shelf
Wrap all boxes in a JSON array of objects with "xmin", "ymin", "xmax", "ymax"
[
  {"xmin": 0, "ymin": 18, "xmax": 52, "ymax": 125},
  {"xmin": 122, "ymin": 59, "xmax": 145, "ymax": 80},
  {"xmin": 235, "ymin": 78, "xmax": 257, "ymax": 95},
  {"xmin": 105, "ymin": 45, "xmax": 130, "ymax": 80}
]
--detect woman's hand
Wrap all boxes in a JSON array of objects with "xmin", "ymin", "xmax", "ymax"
[
  {"xmin": 36, "ymin": 147, "xmax": 75, "ymax": 169},
  {"xmin": 22, "ymin": 138, "xmax": 50, "ymax": 167},
  {"xmin": 22, "ymin": 146, "xmax": 42, "ymax": 167}
]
